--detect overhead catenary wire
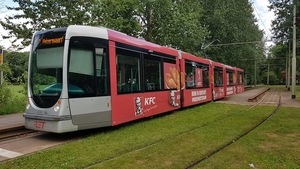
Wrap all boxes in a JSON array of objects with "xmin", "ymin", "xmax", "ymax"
[
  {"xmin": 209, "ymin": 37, "xmax": 297, "ymax": 47},
  {"xmin": 240, "ymin": 57, "xmax": 287, "ymax": 60},
  {"xmin": 210, "ymin": 40, "xmax": 267, "ymax": 47}
]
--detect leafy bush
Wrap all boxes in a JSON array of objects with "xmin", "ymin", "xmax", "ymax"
[
  {"xmin": 0, "ymin": 84, "xmax": 26, "ymax": 115},
  {"xmin": 0, "ymin": 84, "xmax": 12, "ymax": 106}
]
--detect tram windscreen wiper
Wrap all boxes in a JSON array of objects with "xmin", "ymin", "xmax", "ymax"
[
  {"xmin": 36, "ymin": 94, "xmax": 46, "ymax": 105},
  {"xmin": 30, "ymin": 78, "xmax": 46, "ymax": 105}
]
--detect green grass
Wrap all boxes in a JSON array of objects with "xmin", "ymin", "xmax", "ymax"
[
  {"xmin": 8, "ymin": 85, "xmax": 26, "ymax": 98},
  {"xmin": 1, "ymin": 102, "xmax": 299, "ymax": 169},
  {"xmin": 89, "ymin": 106, "xmax": 276, "ymax": 169},
  {"xmin": 196, "ymin": 107, "xmax": 300, "ymax": 169}
]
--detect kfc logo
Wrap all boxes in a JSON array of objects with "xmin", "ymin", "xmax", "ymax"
[
  {"xmin": 135, "ymin": 97, "xmax": 143, "ymax": 116},
  {"xmin": 169, "ymin": 90, "xmax": 179, "ymax": 107},
  {"xmin": 145, "ymin": 97, "xmax": 156, "ymax": 105}
]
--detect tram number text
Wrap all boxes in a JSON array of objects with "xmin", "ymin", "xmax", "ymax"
[{"xmin": 35, "ymin": 121, "xmax": 46, "ymax": 129}]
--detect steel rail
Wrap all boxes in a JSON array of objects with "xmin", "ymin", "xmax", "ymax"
[
  {"xmin": 86, "ymin": 90, "xmax": 276, "ymax": 168},
  {"xmin": 185, "ymin": 90, "xmax": 282, "ymax": 169},
  {"xmin": 0, "ymin": 127, "xmax": 40, "ymax": 142}
]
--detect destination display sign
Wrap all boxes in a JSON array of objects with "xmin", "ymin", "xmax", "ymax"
[{"xmin": 39, "ymin": 36, "xmax": 64, "ymax": 45}]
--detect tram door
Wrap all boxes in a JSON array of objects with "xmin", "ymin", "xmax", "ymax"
[
  {"xmin": 69, "ymin": 97, "xmax": 112, "ymax": 128},
  {"xmin": 67, "ymin": 39, "xmax": 112, "ymax": 128}
]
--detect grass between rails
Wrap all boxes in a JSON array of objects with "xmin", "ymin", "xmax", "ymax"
[
  {"xmin": 1, "ymin": 102, "xmax": 295, "ymax": 169},
  {"xmin": 197, "ymin": 107, "xmax": 300, "ymax": 169},
  {"xmin": 90, "ymin": 105, "xmax": 276, "ymax": 169}
]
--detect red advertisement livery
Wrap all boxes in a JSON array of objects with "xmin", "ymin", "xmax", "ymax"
[{"xmin": 23, "ymin": 25, "xmax": 244, "ymax": 133}]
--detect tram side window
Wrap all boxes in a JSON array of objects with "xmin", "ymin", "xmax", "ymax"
[
  {"xmin": 226, "ymin": 71, "xmax": 235, "ymax": 86},
  {"xmin": 117, "ymin": 48, "xmax": 141, "ymax": 94},
  {"xmin": 69, "ymin": 48, "xmax": 95, "ymax": 96},
  {"xmin": 185, "ymin": 63, "xmax": 194, "ymax": 89},
  {"xmin": 214, "ymin": 68, "xmax": 223, "ymax": 87},
  {"xmin": 95, "ymin": 47, "xmax": 109, "ymax": 95},
  {"xmin": 238, "ymin": 72, "xmax": 243, "ymax": 85},
  {"xmin": 202, "ymin": 65, "xmax": 210, "ymax": 88},
  {"xmin": 144, "ymin": 56, "xmax": 161, "ymax": 91},
  {"xmin": 185, "ymin": 61, "xmax": 210, "ymax": 89},
  {"xmin": 68, "ymin": 38, "xmax": 109, "ymax": 97}
]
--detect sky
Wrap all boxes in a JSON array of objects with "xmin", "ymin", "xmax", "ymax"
[
  {"xmin": 0, "ymin": 0, "xmax": 275, "ymax": 52},
  {"xmin": 250, "ymin": 0, "xmax": 275, "ymax": 47}
]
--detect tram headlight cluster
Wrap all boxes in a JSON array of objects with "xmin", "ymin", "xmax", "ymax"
[
  {"xmin": 26, "ymin": 99, "xmax": 30, "ymax": 110},
  {"xmin": 54, "ymin": 100, "xmax": 61, "ymax": 112},
  {"xmin": 54, "ymin": 105, "xmax": 60, "ymax": 112}
]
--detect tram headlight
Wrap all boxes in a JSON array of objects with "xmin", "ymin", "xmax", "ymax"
[
  {"xmin": 54, "ymin": 100, "xmax": 61, "ymax": 112},
  {"xmin": 26, "ymin": 103, "xmax": 30, "ymax": 110},
  {"xmin": 54, "ymin": 105, "xmax": 60, "ymax": 112},
  {"xmin": 26, "ymin": 99, "xmax": 30, "ymax": 110}
]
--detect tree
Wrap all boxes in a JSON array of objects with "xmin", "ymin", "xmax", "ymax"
[
  {"xmin": 134, "ymin": 0, "xmax": 209, "ymax": 54},
  {"xmin": 1, "ymin": 0, "xmax": 209, "ymax": 55},
  {"xmin": 268, "ymin": 0, "xmax": 300, "ymax": 43},
  {"xmin": 200, "ymin": 0, "xmax": 265, "ymax": 85},
  {"xmin": 261, "ymin": 71, "xmax": 280, "ymax": 85},
  {"xmin": 4, "ymin": 51, "xmax": 28, "ymax": 84},
  {"xmin": 1, "ymin": 0, "xmax": 264, "ymax": 85},
  {"xmin": 268, "ymin": 0, "xmax": 300, "ymax": 80},
  {"xmin": 268, "ymin": 0, "xmax": 300, "ymax": 57},
  {"xmin": 0, "ymin": 0, "xmax": 95, "ymax": 49}
]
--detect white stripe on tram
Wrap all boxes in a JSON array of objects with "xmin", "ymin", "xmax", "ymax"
[{"xmin": 0, "ymin": 148, "xmax": 23, "ymax": 158}]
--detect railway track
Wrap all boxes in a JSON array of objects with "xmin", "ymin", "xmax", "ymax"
[
  {"xmin": 0, "ymin": 126, "xmax": 40, "ymax": 142},
  {"xmin": 185, "ymin": 89, "xmax": 282, "ymax": 168},
  {"xmin": 86, "ymin": 89, "xmax": 282, "ymax": 168}
]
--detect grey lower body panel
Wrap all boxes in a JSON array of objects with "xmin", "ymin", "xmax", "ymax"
[{"xmin": 72, "ymin": 110, "xmax": 112, "ymax": 130}]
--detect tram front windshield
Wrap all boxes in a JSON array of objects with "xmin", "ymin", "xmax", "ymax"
[{"xmin": 29, "ymin": 29, "xmax": 66, "ymax": 108}]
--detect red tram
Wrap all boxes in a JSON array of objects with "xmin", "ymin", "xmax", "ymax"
[
  {"xmin": 24, "ymin": 25, "xmax": 244, "ymax": 133},
  {"xmin": 236, "ymin": 67, "xmax": 245, "ymax": 93},
  {"xmin": 224, "ymin": 65, "xmax": 237, "ymax": 97},
  {"xmin": 211, "ymin": 61, "xmax": 225, "ymax": 100}
]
